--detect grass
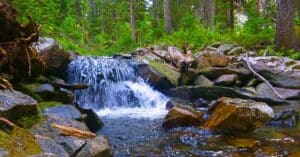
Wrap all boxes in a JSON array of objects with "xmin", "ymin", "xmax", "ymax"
[{"xmin": 0, "ymin": 127, "xmax": 42, "ymax": 157}]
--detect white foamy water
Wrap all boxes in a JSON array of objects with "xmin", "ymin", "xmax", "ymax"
[{"xmin": 68, "ymin": 56, "xmax": 169, "ymax": 119}]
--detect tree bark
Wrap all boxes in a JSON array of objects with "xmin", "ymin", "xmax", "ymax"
[
  {"xmin": 152, "ymin": 0, "xmax": 159, "ymax": 26},
  {"xmin": 100, "ymin": 0, "xmax": 106, "ymax": 33},
  {"xmin": 88, "ymin": 0, "xmax": 98, "ymax": 22},
  {"xmin": 164, "ymin": 0, "xmax": 172, "ymax": 34},
  {"xmin": 130, "ymin": 0, "xmax": 137, "ymax": 42},
  {"xmin": 203, "ymin": 0, "xmax": 215, "ymax": 30},
  {"xmin": 275, "ymin": 0, "xmax": 299, "ymax": 51},
  {"xmin": 75, "ymin": 0, "xmax": 82, "ymax": 23},
  {"xmin": 227, "ymin": 0, "xmax": 234, "ymax": 31}
]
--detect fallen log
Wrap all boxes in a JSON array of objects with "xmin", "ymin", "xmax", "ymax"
[
  {"xmin": 51, "ymin": 123, "xmax": 96, "ymax": 139},
  {"xmin": 51, "ymin": 82, "xmax": 89, "ymax": 90}
]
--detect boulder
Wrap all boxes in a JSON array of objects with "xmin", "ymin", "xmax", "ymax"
[
  {"xmin": 193, "ymin": 98, "xmax": 209, "ymax": 108},
  {"xmin": 30, "ymin": 153, "xmax": 58, "ymax": 157},
  {"xmin": 192, "ymin": 64, "xmax": 250, "ymax": 79},
  {"xmin": 0, "ymin": 148, "xmax": 8, "ymax": 157},
  {"xmin": 267, "ymin": 109, "xmax": 298, "ymax": 127},
  {"xmin": 217, "ymin": 44, "xmax": 235, "ymax": 54},
  {"xmin": 214, "ymin": 74, "xmax": 238, "ymax": 86},
  {"xmin": 33, "ymin": 36, "xmax": 71, "ymax": 78},
  {"xmin": 196, "ymin": 51, "xmax": 230, "ymax": 69},
  {"xmin": 204, "ymin": 97, "xmax": 274, "ymax": 134},
  {"xmin": 194, "ymin": 75, "xmax": 214, "ymax": 87},
  {"xmin": 54, "ymin": 136, "xmax": 86, "ymax": 156},
  {"xmin": 135, "ymin": 62, "xmax": 175, "ymax": 90},
  {"xmin": 44, "ymin": 105, "xmax": 82, "ymax": 120},
  {"xmin": 256, "ymin": 83, "xmax": 300, "ymax": 100},
  {"xmin": 247, "ymin": 57, "xmax": 300, "ymax": 89},
  {"xmin": 167, "ymin": 86, "xmax": 289, "ymax": 106},
  {"xmin": 76, "ymin": 106, "xmax": 104, "ymax": 133},
  {"xmin": 75, "ymin": 136, "xmax": 113, "ymax": 157},
  {"xmin": 163, "ymin": 105, "xmax": 205, "ymax": 130},
  {"xmin": 146, "ymin": 60, "xmax": 181, "ymax": 87},
  {"xmin": 35, "ymin": 136, "xmax": 69, "ymax": 157},
  {"xmin": 0, "ymin": 90, "xmax": 38, "ymax": 120},
  {"xmin": 227, "ymin": 47, "xmax": 245, "ymax": 56},
  {"xmin": 35, "ymin": 84, "xmax": 74, "ymax": 104}
]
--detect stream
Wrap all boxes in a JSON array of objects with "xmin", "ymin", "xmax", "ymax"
[{"xmin": 68, "ymin": 56, "xmax": 300, "ymax": 157}]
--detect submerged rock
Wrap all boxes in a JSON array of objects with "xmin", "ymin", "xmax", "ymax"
[
  {"xmin": 163, "ymin": 105, "xmax": 205, "ymax": 130},
  {"xmin": 0, "ymin": 90, "xmax": 38, "ymax": 120},
  {"xmin": 267, "ymin": 109, "xmax": 298, "ymax": 127},
  {"xmin": 204, "ymin": 97, "xmax": 274, "ymax": 134}
]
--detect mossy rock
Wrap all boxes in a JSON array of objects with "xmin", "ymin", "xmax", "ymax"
[
  {"xmin": 0, "ymin": 127, "xmax": 42, "ymax": 157},
  {"xmin": 15, "ymin": 83, "xmax": 43, "ymax": 102},
  {"xmin": 38, "ymin": 101, "xmax": 63, "ymax": 112},
  {"xmin": 14, "ymin": 114, "xmax": 45, "ymax": 129},
  {"xmin": 149, "ymin": 60, "xmax": 180, "ymax": 86}
]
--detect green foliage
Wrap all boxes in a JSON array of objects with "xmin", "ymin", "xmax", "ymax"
[
  {"xmin": 38, "ymin": 102, "xmax": 63, "ymax": 112},
  {"xmin": 10, "ymin": 0, "xmax": 296, "ymax": 57}
]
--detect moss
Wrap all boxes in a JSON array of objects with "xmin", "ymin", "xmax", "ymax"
[
  {"xmin": 15, "ymin": 83, "xmax": 43, "ymax": 102},
  {"xmin": 149, "ymin": 60, "xmax": 180, "ymax": 86},
  {"xmin": 0, "ymin": 127, "xmax": 42, "ymax": 157},
  {"xmin": 14, "ymin": 114, "xmax": 45, "ymax": 129},
  {"xmin": 38, "ymin": 101, "xmax": 63, "ymax": 112}
]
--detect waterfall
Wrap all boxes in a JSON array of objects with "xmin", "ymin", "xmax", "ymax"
[{"xmin": 67, "ymin": 56, "xmax": 169, "ymax": 119}]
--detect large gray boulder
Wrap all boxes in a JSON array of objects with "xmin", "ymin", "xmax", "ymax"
[
  {"xmin": 0, "ymin": 90, "xmax": 38, "ymax": 120},
  {"xmin": 247, "ymin": 57, "xmax": 300, "ymax": 89},
  {"xmin": 256, "ymin": 83, "xmax": 300, "ymax": 100}
]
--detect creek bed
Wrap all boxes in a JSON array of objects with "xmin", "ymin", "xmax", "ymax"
[{"xmin": 99, "ymin": 117, "xmax": 300, "ymax": 157}]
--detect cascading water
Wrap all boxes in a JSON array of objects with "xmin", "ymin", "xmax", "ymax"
[{"xmin": 67, "ymin": 56, "xmax": 169, "ymax": 119}]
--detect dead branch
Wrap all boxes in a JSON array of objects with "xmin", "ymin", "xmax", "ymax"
[
  {"xmin": 0, "ymin": 117, "xmax": 15, "ymax": 129},
  {"xmin": 242, "ymin": 55, "xmax": 285, "ymax": 99},
  {"xmin": 51, "ymin": 82, "xmax": 89, "ymax": 90},
  {"xmin": 51, "ymin": 123, "xmax": 96, "ymax": 139}
]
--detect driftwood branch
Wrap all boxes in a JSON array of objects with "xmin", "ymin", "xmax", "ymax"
[
  {"xmin": 242, "ymin": 56, "xmax": 285, "ymax": 99},
  {"xmin": 51, "ymin": 123, "xmax": 96, "ymax": 139},
  {"xmin": 51, "ymin": 82, "xmax": 89, "ymax": 90},
  {"xmin": 0, "ymin": 117, "xmax": 15, "ymax": 129}
]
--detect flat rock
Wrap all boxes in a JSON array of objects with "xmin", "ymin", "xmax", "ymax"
[
  {"xmin": 44, "ymin": 105, "xmax": 82, "ymax": 120},
  {"xmin": 247, "ymin": 56, "xmax": 300, "ymax": 89},
  {"xmin": 75, "ymin": 136, "xmax": 113, "ymax": 157},
  {"xmin": 256, "ymin": 83, "xmax": 300, "ymax": 100},
  {"xmin": 204, "ymin": 97, "xmax": 274, "ymax": 134},
  {"xmin": 0, "ymin": 90, "xmax": 38, "ymax": 120},
  {"xmin": 163, "ymin": 105, "xmax": 205, "ymax": 130},
  {"xmin": 167, "ymin": 86, "xmax": 289, "ymax": 106}
]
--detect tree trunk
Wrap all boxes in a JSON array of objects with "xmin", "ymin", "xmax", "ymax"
[
  {"xmin": 75, "ymin": 0, "xmax": 82, "ymax": 23},
  {"xmin": 275, "ymin": 0, "xmax": 299, "ymax": 50},
  {"xmin": 100, "ymin": 0, "xmax": 106, "ymax": 33},
  {"xmin": 152, "ymin": 0, "xmax": 159, "ymax": 26},
  {"xmin": 203, "ymin": 0, "xmax": 215, "ymax": 30},
  {"xmin": 88, "ymin": 0, "xmax": 97, "ymax": 22},
  {"xmin": 227, "ymin": 0, "xmax": 234, "ymax": 31},
  {"xmin": 164, "ymin": 0, "xmax": 172, "ymax": 34},
  {"xmin": 130, "ymin": 0, "xmax": 137, "ymax": 42}
]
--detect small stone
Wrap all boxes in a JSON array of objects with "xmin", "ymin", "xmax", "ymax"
[
  {"xmin": 194, "ymin": 75, "xmax": 214, "ymax": 87},
  {"xmin": 214, "ymin": 74, "xmax": 238, "ymax": 86},
  {"xmin": 75, "ymin": 136, "xmax": 113, "ymax": 157}
]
